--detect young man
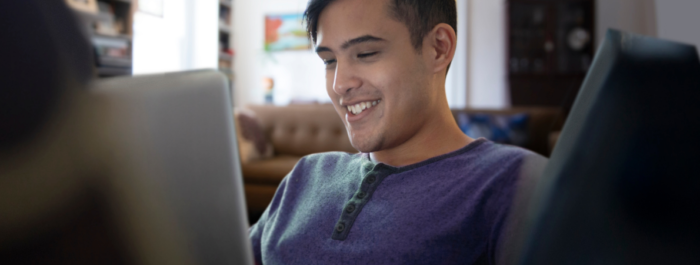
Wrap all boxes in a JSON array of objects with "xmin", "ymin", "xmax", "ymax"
[{"xmin": 249, "ymin": 0, "xmax": 547, "ymax": 264}]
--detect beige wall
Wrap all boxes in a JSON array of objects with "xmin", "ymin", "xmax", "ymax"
[
  {"xmin": 596, "ymin": 0, "xmax": 658, "ymax": 46},
  {"xmin": 596, "ymin": 0, "xmax": 700, "ymax": 49},
  {"xmin": 656, "ymin": 0, "xmax": 700, "ymax": 49}
]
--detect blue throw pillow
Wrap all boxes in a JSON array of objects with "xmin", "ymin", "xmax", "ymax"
[{"xmin": 457, "ymin": 113, "xmax": 529, "ymax": 146}]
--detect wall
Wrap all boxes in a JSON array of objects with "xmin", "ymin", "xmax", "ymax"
[
  {"xmin": 655, "ymin": 0, "xmax": 700, "ymax": 49},
  {"xmin": 595, "ymin": 0, "xmax": 700, "ymax": 49},
  {"xmin": 233, "ymin": 0, "xmax": 469, "ymax": 108},
  {"xmin": 233, "ymin": 0, "xmax": 325, "ymax": 107},
  {"xmin": 467, "ymin": 0, "xmax": 508, "ymax": 109},
  {"xmin": 446, "ymin": 0, "xmax": 469, "ymax": 109},
  {"xmin": 133, "ymin": 0, "xmax": 218, "ymax": 75},
  {"xmin": 467, "ymin": 0, "xmax": 700, "ymax": 109},
  {"xmin": 595, "ymin": 0, "xmax": 658, "ymax": 47}
]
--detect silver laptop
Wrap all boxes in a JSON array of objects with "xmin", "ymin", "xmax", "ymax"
[{"xmin": 94, "ymin": 70, "xmax": 254, "ymax": 265}]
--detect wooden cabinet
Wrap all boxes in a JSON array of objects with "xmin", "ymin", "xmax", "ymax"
[{"xmin": 507, "ymin": 0, "xmax": 594, "ymax": 112}]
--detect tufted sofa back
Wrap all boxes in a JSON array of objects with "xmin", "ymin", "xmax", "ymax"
[{"xmin": 246, "ymin": 104, "xmax": 357, "ymax": 156}]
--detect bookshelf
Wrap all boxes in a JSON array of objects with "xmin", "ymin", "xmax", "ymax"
[
  {"xmin": 67, "ymin": 0, "xmax": 136, "ymax": 78},
  {"xmin": 507, "ymin": 0, "xmax": 595, "ymax": 113},
  {"xmin": 218, "ymin": 0, "xmax": 235, "ymax": 88}
]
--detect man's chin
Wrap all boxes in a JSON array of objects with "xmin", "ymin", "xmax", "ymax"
[{"xmin": 349, "ymin": 136, "xmax": 383, "ymax": 153}]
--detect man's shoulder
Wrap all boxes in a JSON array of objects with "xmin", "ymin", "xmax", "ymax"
[
  {"xmin": 291, "ymin": 151, "xmax": 364, "ymax": 175},
  {"xmin": 462, "ymin": 139, "xmax": 547, "ymax": 169},
  {"xmin": 298, "ymin": 151, "xmax": 362, "ymax": 165},
  {"xmin": 465, "ymin": 141, "xmax": 548, "ymax": 195},
  {"xmin": 434, "ymin": 140, "xmax": 548, "ymax": 188},
  {"xmin": 301, "ymin": 150, "xmax": 360, "ymax": 161}
]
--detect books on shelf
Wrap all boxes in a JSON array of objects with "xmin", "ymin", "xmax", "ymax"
[
  {"xmin": 92, "ymin": 35, "xmax": 131, "ymax": 68},
  {"xmin": 219, "ymin": 0, "xmax": 232, "ymax": 8},
  {"xmin": 219, "ymin": 52, "xmax": 232, "ymax": 61},
  {"xmin": 219, "ymin": 4, "xmax": 231, "ymax": 27}
]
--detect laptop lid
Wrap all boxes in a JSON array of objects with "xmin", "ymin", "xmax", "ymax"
[{"xmin": 95, "ymin": 70, "xmax": 254, "ymax": 265}]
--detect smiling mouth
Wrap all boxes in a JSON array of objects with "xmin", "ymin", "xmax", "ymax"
[{"xmin": 346, "ymin": 99, "xmax": 381, "ymax": 115}]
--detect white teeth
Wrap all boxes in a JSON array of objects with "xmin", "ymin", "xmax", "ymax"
[{"xmin": 347, "ymin": 100, "xmax": 381, "ymax": 115}]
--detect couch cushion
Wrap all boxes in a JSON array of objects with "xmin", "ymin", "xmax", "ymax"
[
  {"xmin": 234, "ymin": 108, "xmax": 274, "ymax": 163},
  {"xmin": 246, "ymin": 104, "xmax": 357, "ymax": 156},
  {"xmin": 244, "ymin": 183, "xmax": 279, "ymax": 214},
  {"xmin": 456, "ymin": 112, "xmax": 530, "ymax": 146},
  {"xmin": 241, "ymin": 155, "xmax": 301, "ymax": 185},
  {"xmin": 451, "ymin": 107, "xmax": 564, "ymax": 156}
]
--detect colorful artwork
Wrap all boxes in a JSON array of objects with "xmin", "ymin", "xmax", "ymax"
[{"xmin": 265, "ymin": 14, "xmax": 311, "ymax": 52}]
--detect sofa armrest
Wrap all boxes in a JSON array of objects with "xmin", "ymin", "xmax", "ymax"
[{"xmin": 241, "ymin": 155, "xmax": 301, "ymax": 186}]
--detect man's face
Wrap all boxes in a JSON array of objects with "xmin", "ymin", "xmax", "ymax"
[{"xmin": 316, "ymin": 0, "xmax": 437, "ymax": 152}]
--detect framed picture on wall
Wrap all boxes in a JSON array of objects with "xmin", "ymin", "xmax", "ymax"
[
  {"xmin": 265, "ymin": 14, "xmax": 311, "ymax": 52},
  {"xmin": 64, "ymin": 0, "xmax": 98, "ymax": 14}
]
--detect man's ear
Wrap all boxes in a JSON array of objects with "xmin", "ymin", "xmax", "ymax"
[{"xmin": 425, "ymin": 23, "xmax": 456, "ymax": 74}]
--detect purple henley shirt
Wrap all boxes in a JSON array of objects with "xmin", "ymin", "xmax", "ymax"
[{"xmin": 249, "ymin": 138, "xmax": 546, "ymax": 264}]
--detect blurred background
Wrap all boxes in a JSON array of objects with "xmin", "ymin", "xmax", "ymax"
[
  {"xmin": 3, "ymin": 1, "xmax": 698, "ymax": 262},
  {"xmin": 70, "ymin": 0, "xmax": 700, "ymax": 109},
  {"xmin": 52, "ymin": 0, "xmax": 700, "ymax": 223}
]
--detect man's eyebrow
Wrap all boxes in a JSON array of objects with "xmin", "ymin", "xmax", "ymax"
[
  {"xmin": 315, "ymin": 35, "xmax": 386, "ymax": 54},
  {"xmin": 341, "ymin": 35, "xmax": 385, "ymax": 50},
  {"xmin": 315, "ymin": 46, "xmax": 332, "ymax": 53}
]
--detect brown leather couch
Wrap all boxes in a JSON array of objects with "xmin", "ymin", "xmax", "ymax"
[
  {"xmin": 238, "ymin": 104, "xmax": 564, "ymax": 219},
  {"xmin": 239, "ymin": 104, "xmax": 356, "ymax": 217}
]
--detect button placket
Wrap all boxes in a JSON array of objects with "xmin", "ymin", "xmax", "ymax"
[
  {"xmin": 335, "ymin": 222, "xmax": 345, "ymax": 232},
  {"xmin": 345, "ymin": 204, "xmax": 356, "ymax": 213},
  {"xmin": 332, "ymin": 168, "xmax": 392, "ymax": 240},
  {"xmin": 366, "ymin": 175, "xmax": 376, "ymax": 184}
]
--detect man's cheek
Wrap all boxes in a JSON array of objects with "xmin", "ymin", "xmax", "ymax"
[{"xmin": 325, "ymin": 71, "xmax": 335, "ymax": 94}]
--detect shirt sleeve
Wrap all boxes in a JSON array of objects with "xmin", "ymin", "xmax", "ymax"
[
  {"xmin": 493, "ymin": 152, "xmax": 548, "ymax": 265},
  {"xmin": 248, "ymin": 156, "xmax": 307, "ymax": 265},
  {"xmin": 487, "ymin": 171, "xmax": 519, "ymax": 265},
  {"xmin": 248, "ymin": 175, "xmax": 290, "ymax": 265},
  {"xmin": 248, "ymin": 205, "xmax": 269, "ymax": 265}
]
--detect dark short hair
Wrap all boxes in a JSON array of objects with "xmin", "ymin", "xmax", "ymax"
[{"xmin": 304, "ymin": 0, "xmax": 457, "ymax": 51}]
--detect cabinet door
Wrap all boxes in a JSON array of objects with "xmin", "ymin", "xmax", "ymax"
[
  {"xmin": 508, "ymin": 0, "xmax": 594, "ymax": 112},
  {"xmin": 508, "ymin": 2, "xmax": 555, "ymax": 74},
  {"xmin": 555, "ymin": 1, "xmax": 595, "ymax": 74}
]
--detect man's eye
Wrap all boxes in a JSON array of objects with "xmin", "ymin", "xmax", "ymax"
[
  {"xmin": 323, "ymin": 59, "xmax": 337, "ymax": 65},
  {"xmin": 358, "ymin": 52, "xmax": 378, "ymax": 58}
]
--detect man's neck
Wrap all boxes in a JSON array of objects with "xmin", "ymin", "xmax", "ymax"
[{"xmin": 369, "ymin": 107, "xmax": 473, "ymax": 167}]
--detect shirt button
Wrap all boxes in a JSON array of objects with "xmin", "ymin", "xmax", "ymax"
[
  {"xmin": 345, "ymin": 204, "xmax": 356, "ymax": 213},
  {"xmin": 367, "ymin": 176, "xmax": 376, "ymax": 184},
  {"xmin": 356, "ymin": 192, "xmax": 366, "ymax": 199},
  {"xmin": 335, "ymin": 222, "xmax": 345, "ymax": 232}
]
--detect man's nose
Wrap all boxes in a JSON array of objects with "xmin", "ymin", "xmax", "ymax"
[{"xmin": 332, "ymin": 61, "xmax": 361, "ymax": 96}]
